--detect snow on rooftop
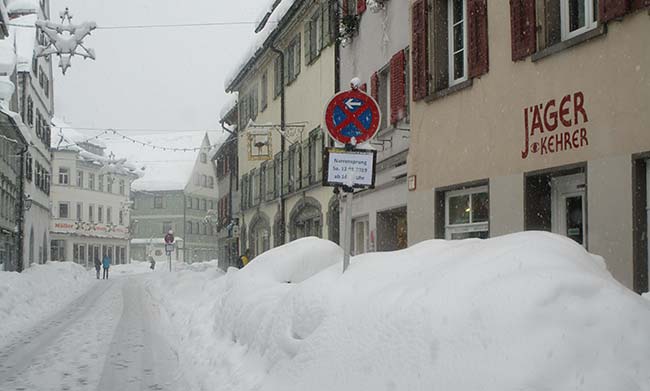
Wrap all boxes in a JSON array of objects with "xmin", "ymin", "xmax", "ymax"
[
  {"xmin": 11, "ymin": 13, "xmax": 36, "ymax": 72},
  {"xmin": 219, "ymin": 93, "xmax": 238, "ymax": 121},
  {"xmin": 105, "ymin": 131, "xmax": 225, "ymax": 192},
  {"xmin": 6, "ymin": 0, "xmax": 38, "ymax": 14},
  {"xmin": 224, "ymin": 0, "xmax": 299, "ymax": 90}
]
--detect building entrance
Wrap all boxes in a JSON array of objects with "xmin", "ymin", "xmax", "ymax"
[{"xmin": 551, "ymin": 173, "xmax": 587, "ymax": 246}]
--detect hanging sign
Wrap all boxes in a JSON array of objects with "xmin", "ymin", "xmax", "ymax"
[
  {"xmin": 324, "ymin": 89, "xmax": 381, "ymax": 145},
  {"xmin": 322, "ymin": 148, "xmax": 377, "ymax": 188}
]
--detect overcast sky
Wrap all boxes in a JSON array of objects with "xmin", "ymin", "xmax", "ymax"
[{"xmin": 51, "ymin": 0, "xmax": 268, "ymax": 135}]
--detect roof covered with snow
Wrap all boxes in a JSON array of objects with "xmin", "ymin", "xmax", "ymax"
[
  {"xmin": 225, "ymin": 0, "xmax": 301, "ymax": 91},
  {"xmin": 6, "ymin": 0, "xmax": 38, "ymax": 15}
]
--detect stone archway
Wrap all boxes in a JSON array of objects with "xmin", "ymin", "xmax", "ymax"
[
  {"xmin": 248, "ymin": 212, "xmax": 271, "ymax": 258},
  {"xmin": 289, "ymin": 197, "xmax": 323, "ymax": 241}
]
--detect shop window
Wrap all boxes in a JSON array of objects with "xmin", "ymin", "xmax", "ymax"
[
  {"xmin": 73, "ymin": 244, "xmax": 86, "ymax": 265},
  {"xmin": 51, "ymin": 240, "xmax": 66, "ymax": 261},
  {"xmin": 443, "ymin": 186, "xmax": 489, "ymax": 239},
  {"xmin": 525, "ymin": 167, "xmax": 586, "ymax": 246}
]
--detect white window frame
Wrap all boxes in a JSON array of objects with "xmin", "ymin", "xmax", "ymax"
[
  {"xmin": 352, "ymin": 215, "xmax": 370, "ymax": 255},
  {"xmin": 58, "ymin": 202, "xmax": 70, "ymax": 219},
  {"xmin": 448, "ymin": 0, "xmax": 468, "ymax": 87},
  {"xmin": 58, "ymin": 167, "xmax": 69, "ymax": 185},
  {"xmin": 444, "ymin": 186, "xmax": 489, "ymax": 240},
  {"xmin": 560, "ymin": 0, "xmax": 598, "ymax": 41}
]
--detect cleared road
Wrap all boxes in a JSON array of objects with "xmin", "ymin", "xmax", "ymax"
[{"xmin": 0, "ymin": 275, "xmax": 188, "ymax": 391}]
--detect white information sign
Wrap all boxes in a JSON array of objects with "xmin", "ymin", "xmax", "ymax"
[{"xmin": 324, "ymin": 148, "xmax": 376, "ymax": 188}]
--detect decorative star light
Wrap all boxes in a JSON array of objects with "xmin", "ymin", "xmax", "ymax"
[{"xmin": 35, "ymin": 8, "xmax": 97, "ymax": 74}]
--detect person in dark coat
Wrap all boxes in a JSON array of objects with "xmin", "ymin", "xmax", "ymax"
[
  {"xmin": 94, "ymin": 257, "xmax": 101, "ymax": 279},
  {"xmin": 102, "ymin": 255, "xmax": 111, "ymax": 279}
]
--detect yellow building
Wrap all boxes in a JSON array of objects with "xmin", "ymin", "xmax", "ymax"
[{"xmin": 225, "ymin": 0, "xmax": 339, "ymax": 258}]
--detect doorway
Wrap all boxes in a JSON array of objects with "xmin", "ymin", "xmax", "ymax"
[
  {"xmin": 377, "ymin": 207, "xmax": 408, "ymax": 251},
  {"xmin": 352, "ymin": 216, "xmax": 369, "ymax": 255},
  {"xmin": 551, "ymin": 173, "xmax": 587, "ymax": 246}
]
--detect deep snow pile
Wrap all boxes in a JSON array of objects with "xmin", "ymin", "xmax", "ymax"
[
  {"xmin": 0, "ymin": 262, "xmax": 94, "ymax": 348},
  {"xmin": 148, "ymin": 233, "xmax": 650, "ymax": 391}
]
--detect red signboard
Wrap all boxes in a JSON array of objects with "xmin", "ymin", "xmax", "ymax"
[{"xmin": 324, "ymin": 89, "xmax": 381, "ymax": 145}]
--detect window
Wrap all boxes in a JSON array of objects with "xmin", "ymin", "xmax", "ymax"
[
  {"xmin": 73, "ymin": 244, "xmax": 86, "ymax": 265},
  {"xmin": 274, "ymin": 56, "xmax": 282, "ymax": 98},
  {"xmin": 27, "ymin": 97, "xmax": 33, "ymax": 126},
  {"xmin": 88, "ymin": 174, "xmax": 95, "ymax": 190},
  {"xmin": 154, "ymin": 196, "xmax": 163, "ymax": 209},
  {"xmin": 119, "ymin": 210, "xmax": 124, "ymax": 225},
  {"xmin": 200, "ymin": 153, "xmax": 207, "ymax": 163},
  {"xmin": 562, "ymin": 0, "xmax": 598, "ymax": 40},
  {"xmin": 286, "ymin": 35, "xmax": 301, "ymax": 83},
  {"xmin": 261, "ymin": 71, "xmax": 268, "ymax": 111},
  {"xmin": 411, "ymin": 0, "xmax": 488, "ymax": 99},
  {"xmin": 163, "ymin": 221, "xmax": 172, "ymax": 234},
  {"xmin": 194, "ymin": 222, "xmax": 200, "ymax": 235},
  {"xmin": 107, "ymin": 207, "xmax": 112, "ymax": 224},
  {"xmin": 51, "ymin": 240, "xmax": 66, "ymax": 261},
  {"xmin": 266, "ymin": 159, "xmax": 275, "ymax": 201},
  {"xmin": 186, "ymin": 221, "xmax": 193, "ymax": 234},
  {"xmin": 194, "ymin": 173, "xmax": 200, "ymax": 186},
  {"xmin": 353, "ymin": 216, "xmax": 369, "ymax": 255},
  {"xmin": 119, "ymin": 180, "xmax": 125, "ymax": 195},
  {"xmin": 193, "ymin": 197, "xmax": 199, "ymax": 210},
  {"xmin": 107, "ymin": 177, "xmax": 113, "ymax": 193},
  {"xmin": 58, "ymin": 167, "xmax": 69, "ymax": 185},
  {"xmin": 76, "ymin": 203, "xmax": 83, "ymax": 221},
  {"xmin": 59, "ymin": 202, "xmax": 69, "ymax": 218},
  {"xmin": 76, "ymin": 170, "xmax": 84, "ymax": 188},
  {"xmin": 248, "ymin": 85, "xmax": 259, "ymax": 121},
  {"xmin": 241, "ymin": 174, "xmax": 249, "ymax": 210},
  {"xmin": 99, "ymin": 175, "xmax": 104, "ymax": 192},
  {"xmin": 89, "ymin": 205, "xmax": 94, "ymax": 222},
  {"xmin": 305, "ymin": 9, "xmax": 322, "ymax": 64},
  {"xmin": 25, "ymin": 153, "xmax": 33, "ymax": 182},
  {"xmin": 200, "ymin": 199, "xmax": 206, "ymax": 211},
  {"xmin": 186, "ymin": 197, "xmax": 192, "ymax": 209},
  {"xmin": 98, "ymin": 206, "xmax": 104, "ymax": 223},
  {"xmin": 207, "ymin": 176, "xmax": 214, "ymax": 189},
  {"xmin": 201, "ymin": 174, "xmax": 207, "ymax": 187},
  {"xmin": 444, "ymin": 186, "xmax": 489, "ymax": 239}
]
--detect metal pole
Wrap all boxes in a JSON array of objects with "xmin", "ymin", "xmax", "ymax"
[
  {"xmin": 342, "ymin": 191, "xmax": 353, "ymax": 272},
  {"xmin": 169, "ymin": 251, "xmax": 172, "ymax": 272}
]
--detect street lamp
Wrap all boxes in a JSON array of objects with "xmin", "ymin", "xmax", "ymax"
[{"xmin": 23, "ymin": 194, "xmax": 32, "ymax": 211}]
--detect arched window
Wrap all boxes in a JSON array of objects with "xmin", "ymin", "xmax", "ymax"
[
  {"xmin": 249, "ymin": 213, "xmax": 271, "ymax": 258},
  {"xmin": 289, "ymin": 197, "xmax": 323, "ymax": 241}
]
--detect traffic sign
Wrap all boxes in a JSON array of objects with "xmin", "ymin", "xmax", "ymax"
[
  {"xmin": 164, "ymin": 232, "xmax": 174, "ymax": 244},
  {"xmin": 165, "ymin": 243, "xmax": 174, "ymax": 255},
  {"xmin": 324, "ymin": 89, "xmax": 381, "ymax": 145}
]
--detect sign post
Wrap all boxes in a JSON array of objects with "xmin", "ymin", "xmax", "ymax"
[
  {"xmin": 323, "ymin": 84, "xmax": 380, "ymax": 273},
  {"xmin": 164, "ymin": 231, "xmax": 175, "ymax": 272}
]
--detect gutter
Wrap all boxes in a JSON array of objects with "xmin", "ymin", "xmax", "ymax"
[{"xmin": 269, "ymin": 42, "xmax": 286, "ymax": 245}]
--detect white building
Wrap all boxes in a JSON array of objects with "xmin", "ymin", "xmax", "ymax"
[
  {"xmin": 340, "ymin": 0, "xmax": 411, "ymax": 254},
  {"xmin": 6, "ymin": 0, "xmax": 56, "ymax": 267},
  {"xmin": 49, "ymin": 124, "xmax": 142, "ymax": 267}
]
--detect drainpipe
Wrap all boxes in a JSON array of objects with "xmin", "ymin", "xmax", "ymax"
[{"xmin": 269, "ymin": 43, "xmax": 286, "ymax": 244}]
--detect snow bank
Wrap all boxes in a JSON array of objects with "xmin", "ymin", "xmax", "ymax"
[
  {"xmin": 0, "ymin": 262, "xmax": 94, "ymax": 349},
  {"xmin": 148, "ymin": 233, "xmax": 650, "ymax": 391}
]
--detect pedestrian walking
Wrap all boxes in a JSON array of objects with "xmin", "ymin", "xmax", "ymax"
[
  {"xmin": 94, "ymin": 257, "xmax": 101, "ymax": 279},
  {"xmin": 102, "ymin": 254, "xmax": 111, "ymax": 279},
  {"xmin": 148, "ymin": 255, "xmax": 156, "ymax": 270}
]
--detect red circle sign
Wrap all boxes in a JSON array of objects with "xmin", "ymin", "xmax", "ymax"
[
  {"xmin": 324, "ymin": 89, "xmax": 381, "ymax": 145},
  {"xmin": 164, "ymin": 233, "xmax": 174, "ymax": 244}
]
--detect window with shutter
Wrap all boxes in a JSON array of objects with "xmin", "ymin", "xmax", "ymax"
[
  {"xmin": 274, "ymin": 153, "xmax": 282, "ymax": 198},
  {"xmin": 509, "ymin": 0, "xmax": 537, "ymax": 61},
  {"xmin": 357, "ymin": 0, "xmax": 367, "ymax": 14},
  {"xmin": 304, "ymin": 20, "xmax": 312, "ymax": 64},
  {"xmin": 302, "ymin": 141, "xmax": 310, "ymax": 184},
  {"xmin": 390, "ymin": 50, "xmax": 406, "ymax": 125},
  {"xmin": 412, "ymin": 0, "xmax": 429, "ymax": 100},
  {"xmin": 467, "ymin": 0, "xmax": 489, "ymax": 78}
]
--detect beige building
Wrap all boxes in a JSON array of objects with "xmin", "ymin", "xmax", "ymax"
[
  {"xmin": 226, "ymin": 0, "xmax": 338, "ymax": 258},
  {"xmin": 407, "ymin": 0, "xmax": 649, "ymax": 292}
]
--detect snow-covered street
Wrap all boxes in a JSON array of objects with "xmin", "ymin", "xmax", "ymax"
[{"xmin": 0, "ymin": 273, "xmax": 189, "ymax": 391}]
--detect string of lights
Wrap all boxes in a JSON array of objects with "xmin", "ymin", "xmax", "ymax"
[{"xmin": 6, "ymin": 20, "xmax": 275, "ymax": 30}]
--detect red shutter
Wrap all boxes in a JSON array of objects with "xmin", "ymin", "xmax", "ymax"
[
  {"xmin": 357, "ymin": 0, "xmax": 367, "ymax": 14},
  {"xmin": 468, "ymin": 0, "xmax": 489, "ymax": 78},
  {"xmin": 600, "ymin": 0, "xmax": 629, "ymax": 21},
  {"xmin": 509, "ymin": 0, "xmax": 536, "ymax": 61},
  {"xmin": 360, "ymin": 83, "xmax": 367, "ymax": 92},
  {"xmin": 371, "ymin": 72, "xmax": 379, "ymax": 103},
  {"xmin": 390, "ymin": 50, "xmax": 406, "ymax": 125},
  {"xmin": 412, "ymin": 0, "xmax": 428, "ymax": 100}
]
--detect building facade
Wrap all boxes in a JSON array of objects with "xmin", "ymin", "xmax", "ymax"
[
  {"xmin": 407, "ymin": 0, "xmax": 650, "ymax": 292},
  {"xmin": 340, "ymin": 0, "xmax": 411, "ymax": 255},
  {"xmin": 213, "ymin": 110, "xmax": 240, "ymax": 269},
  {"xmin": 130, "ymin": 134, "xmax": 220, "ymax": 263},
  {"xmin": 10, "ymin": 0, "xmax": 55, "ymax": 267},
  {"xmin": 226, "ymin": 0, "xmax": 338, "ymax": 259},
  {"xmin": 50, "ymin": 137, "xmax": 139, "ymax": 267}
]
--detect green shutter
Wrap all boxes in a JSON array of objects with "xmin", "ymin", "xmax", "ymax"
[{"xmin": 304, "ymin": 21, "xmax": 312, "ymax": 64}]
